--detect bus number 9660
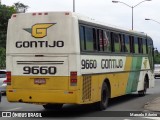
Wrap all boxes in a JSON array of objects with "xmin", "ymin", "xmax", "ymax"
[
  {"xmin": 23, "ymin": 66, "xmax": 57, "ymax": 75},
  {"xmin": 81, "ymin": 59, "xmax": 97, "ymax": 69}
]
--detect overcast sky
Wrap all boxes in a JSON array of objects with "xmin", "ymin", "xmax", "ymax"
[{"xmin": 2, "ymin": 0, "xmax": 160, "ymax": 50}]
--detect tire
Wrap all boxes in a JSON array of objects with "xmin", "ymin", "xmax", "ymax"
[
  {"xmin": 43, "ymin": 104, "xmax": 63, "ymax": 110},
  {"xmin": 95, "ymin": 82, "xmax": 109, "ymax": 110},
  {"xmin": 138, "ymin": 78, "xmax": 147, "ymax": 96},
  {"xmin": 0, "ymin": 92, "xmax": 1, "ymax": 102}
]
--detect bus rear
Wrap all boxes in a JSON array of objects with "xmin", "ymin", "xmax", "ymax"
[{"xmin": 6, "ymin": 12, "xmax": 81, "ymax": 106}]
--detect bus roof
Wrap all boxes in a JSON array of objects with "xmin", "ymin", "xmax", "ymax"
[
  {"xmin": 12, "ymin": 11, "xmax": 152, "ymax": 39},
  {"xmin": 72, "ymin": 12, "xmax": 151, "ymax": 39}
]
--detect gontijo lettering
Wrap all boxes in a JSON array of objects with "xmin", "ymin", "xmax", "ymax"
[
  {"xmin": 15, "ymin": 41, "xmax": 64, "ymax": 48},
  {"xmin": 101, "ymin": 59, "xmax": 123, "ymax": 69}
]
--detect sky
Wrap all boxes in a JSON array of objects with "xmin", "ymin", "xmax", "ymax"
[{"xmin": 2, "ymin": 0, "xmax": 160, "ymax": 50}]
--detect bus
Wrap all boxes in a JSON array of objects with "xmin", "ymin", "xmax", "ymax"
[{"xmin": 6, "ymin": 12, "xmax": 154, "ymax": 110}]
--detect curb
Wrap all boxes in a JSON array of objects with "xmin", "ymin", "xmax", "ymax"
[{"xmin": 144, "ymin": 97, "xmax": 160, "ymax": 111}]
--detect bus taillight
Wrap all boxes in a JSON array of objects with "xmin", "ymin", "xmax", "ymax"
[
  {"xmin": 6, "ymin": 71, "xmax": 11, "ymax": 85},
  {"xmin": 70, "ymin": 71, "xmax": 77, "ymax": 86}
]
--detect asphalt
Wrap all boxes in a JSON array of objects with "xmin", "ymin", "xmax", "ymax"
[{"xmin": 144, "ymin": 97, "xmax": 160, "ymax": 111}]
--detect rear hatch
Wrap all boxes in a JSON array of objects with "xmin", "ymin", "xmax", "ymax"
[
  {"xmin": 7, "ymin": 12, "xmax": 73, "ymax": 90},
  {"xmin": 12, "ymin": 56, "xmax": 69, "ymax": 90}
]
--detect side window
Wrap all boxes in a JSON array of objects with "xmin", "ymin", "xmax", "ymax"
[
  {"xmin": 143, "ymin": 38, "xmax": 147, "ymax": 54},
  {"xmin": 104, "ymin": 31, "xmax": 111, "ymax": 52},
  {"xmin": 79, "ymin": 26, "xmax": 85, "ymax": 51},
  {"xmin": 98, "ymin": 29, "xmax": 104, "ymax": 51},
  {"xmin": 147, "ymin": 39, "xmax": 153, "ymax": 53},
  {"xmin": 134, "ymin": 37, "xmax": 139, "ymax": 54},
  {"xmin": 110, "ymin": 32, "xmax": 114, "ymax": 52},
  {"xmin": 79, "ymin": 25, "xmax": 97, "ymax": 51},
  {"xmin": 146, "ymin": 39, "xmax": 148, "ymax": 54},
  {"xmin": 85, "ymin": 27, "xmax": 94, "ymax": 51},
  {"xmin": 93, "ymin": 28, "xmax": 97, "ymax": 51},
  {"xmin": 129, "ymin": 36, "xmax": 134, "ymax": 53},
  {"xmin": 84, "ymin": 27, "xmax": 97, "ymax": 51},
  {"xmin": 111, "ymin": 32, "xmax": 120, "ymax": 52},
  {"xmin": 147, "ymin": 38, "xmax": 154, "ymax": 69},
  {"xmin": 147, "ymin": 38, "xmax": 153, "ymax": 56},
  {"xmin": 138, "ymin": 38, "xmax": 143, "ymax": 53},
  {"xmin": 120, "ymin": 34, "xmax": 125, "ymax": 52},
  {"xmin": 124, "ymin": 35, "xmax": 130, "ymax": 53}
]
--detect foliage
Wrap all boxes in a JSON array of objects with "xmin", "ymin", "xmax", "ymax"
[
  {"xmin": 154, "ymin": 51, "xmax": 160, "ymax": 64},
  {"xmin": 0, "ymin": 48, "xmax": 6, "ymax": 68},
  {"xmin": 0, "ymin": 2, "xmax": 28, "ymax": 68},
  {"xmin": 14, "ymin": 2, "xmax": 29, "ymax": 13},
  {"xmin": 0, "ymin": 4, "xmax": 16, "ymax": 48}
]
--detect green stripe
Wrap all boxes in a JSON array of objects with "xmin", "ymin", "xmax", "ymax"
[{"xmin": 126, "ymin": 57, "xmax": 142, "ymax": 94}]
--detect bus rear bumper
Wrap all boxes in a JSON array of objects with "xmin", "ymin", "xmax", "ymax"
[{"xmin": 7, "ymin": 88, "xmax": 81, "ymax": 104}]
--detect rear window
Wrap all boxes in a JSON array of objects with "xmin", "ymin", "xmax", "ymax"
[{"xmin": 0, "ymin": 71, "xmax": 6, "ymax": 78}]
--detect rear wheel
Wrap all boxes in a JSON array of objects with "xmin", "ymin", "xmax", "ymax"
[
  {"xmin": 138, "ymin": 77, "xmax": 148, "ymax": 96},
  {"xmin": 95, "ymin": 82, "xmax": 109, "ymax": 110},
  {"xmin": 43, "ymin": 104, "xmax": 63, "ymax": 110},
  {"xmin": 0, "ymin": 92, "xmax": 1, "ymax": 102}
]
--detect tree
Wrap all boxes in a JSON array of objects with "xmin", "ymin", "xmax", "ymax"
[
  {"xmin": 14, "ymin": 2, "xmax": 29, "ymax": 13},
  {"xmin": 0, "ymin": 4, "xmax": 16, "ymax": 48},
  {"xmin": 0, "ymin": 2, "xmax": 28, "ymax": 68},
  {"xmin": 0, "ymin": 48, "xmax": 6, "ymax": 69},
  {"xmin": 0, "ymin": 4, "xmax": 15, "ymax": 68},
  {"xmin": 154, "ymin": 50, "xmax": 160, "ymax": 64}
]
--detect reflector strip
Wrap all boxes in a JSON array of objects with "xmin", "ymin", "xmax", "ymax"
[
  {"xmin": 32, "ymin": 13, "xmax": 36, "ymax": 16},
  {"xmin": 12, "ymin": 15, "xmax": 17, "ymax": 17}
]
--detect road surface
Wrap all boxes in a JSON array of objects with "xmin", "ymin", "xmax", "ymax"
[{"xmin": 0, "ymin": 79, "xmax": 160, "ymax": 120}]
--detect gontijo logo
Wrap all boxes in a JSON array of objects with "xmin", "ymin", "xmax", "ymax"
[{"xmin": 23, "ymin": 23, "xmax": 56, "ymax": 38}]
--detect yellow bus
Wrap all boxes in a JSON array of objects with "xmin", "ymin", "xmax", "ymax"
[{"xmin": 6, "ymin": 12, "xmax": 154, "ymax": 110}]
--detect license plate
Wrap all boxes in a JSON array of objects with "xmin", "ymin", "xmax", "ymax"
[{"xmin": 34, "ymin": 78, "xmax": 46, "ymax": 84}]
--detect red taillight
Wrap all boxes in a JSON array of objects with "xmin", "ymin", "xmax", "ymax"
[
  {"xmin": 70, "ymin": 71, "xmax": 77, "ymax": 86},
  {"xmin": 6, "ymin": 71, "xmax": 11, "ymax": 85},
  {"xmin": 3, "ymin": 80, "xmax": 7, "ymax": 84}
]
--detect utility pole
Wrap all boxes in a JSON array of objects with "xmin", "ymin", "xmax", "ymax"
[
  {"xmin": 112, "ymin": 0, "xmax": 151, "ymax": 30},
  {"xmin": 73, "ymin": 0, "xmax": 75, "ymax": 12}
]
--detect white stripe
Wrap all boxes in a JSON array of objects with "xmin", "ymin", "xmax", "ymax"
[
  {"xmin": 143, "ymin": 117, "xmax": 160, "ymax": 120},
  {"xmin": 5, "ymin": 107, "xmax": 22, "ymax": 111}
]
